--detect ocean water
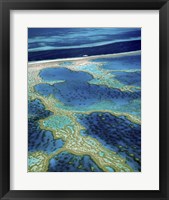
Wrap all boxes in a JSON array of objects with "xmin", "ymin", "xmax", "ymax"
[
  {"xmin": 39, "ymin": 67, "xmax": 93, "ymax": 82},
  {"xmin": 92, "ymin": 54, "xmax": 141, "ymax": 70},
  {"xmin": 112, "ymin": 71, "xmax": 141, "ymax": 87},
  {"xmin": 76, "ymin": 112, "xmax": 141, "ymax": 171},
  {"xmin": 28, "ymin": 28, "xmax": 141, "ymax": 61},
  {"xmin": 35, "ymin": 68, "xmax": 140, "ymax": 108},
  {"xmin": 48, "ymin": 151, "xmax": 103, "ymax": 172},
  {"xmin": 28, "ymin": 28, "xmax": 141, "ymax": 172},
  {"xmin": 28, "ymin": 99, "xmax": 65, "ymax": 154}
]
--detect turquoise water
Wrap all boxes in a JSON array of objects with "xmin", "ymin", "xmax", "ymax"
[
  {"xmin": 35, "ymin": 67, "xmax": 140, "ymax": 109},
  {"xmin": 28, "ymin": 99, "xmax": 65, "ymax": 154},
  {"xmin": 28, "ymin": 28, "xmax": 141, "ymax": 172},
  {"xmin": 92, "ymin": 54, "xmax": 141, "ymax": 70}
]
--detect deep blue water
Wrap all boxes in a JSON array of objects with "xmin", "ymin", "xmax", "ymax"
[
  {"xmin": 28, "ymin": 99, "xmax": 65, "ymax": 154},
  {"xmin": 48, "ymin": 151, "xmax": 103, "ymax": 172},
  {"xmin": 28, "ymin": 40, "xmax": 141, "ymax": 62},
  {"xmin": 28, "ymin": 28, "xmax": 141, "ymax": 49},
  {"xmin": 28, "ymin": 99, "xmax": 52, "ymax": 120},
  {"xmin": 35, "ymin": 68, "xmax": 140, "ymax": 108},
  {"xmin": 28, "ymin": 28, "xmax": 141, "ymax": 172},
  {"xmin": 28, "ymin": 28, "xmax": 141, "ymax": 61},
  {"xmin": 76, "ymin": 112, "xmax": 141, "ymax": 171},
  {"xmin": 92, "ymin": 54, "xmax": 141, "ymax": 70}
]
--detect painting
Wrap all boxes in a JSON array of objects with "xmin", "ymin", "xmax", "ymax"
[{"xmin": 28, "ymin": 28, "xmax": 141, "ymax": 172}]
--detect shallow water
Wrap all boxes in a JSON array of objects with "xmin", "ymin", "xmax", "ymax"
[
  {"xmin": 92, "ymin": 54, "xmax": 141, "ymax": 70},
  {"xmin": 39, "ymin": 67, "xmax": 93, "ymax": 82},
  {"xmin": 28, "ymin": 28, "xmax": 141, "ymax": 172},
  {"xmin": 35, "ymin": 68, "xmax": 140, "ymax": 109}
]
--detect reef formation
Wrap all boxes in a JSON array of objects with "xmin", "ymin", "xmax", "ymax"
[{"xmin": 28, "ymin": 51, "xmax": 141, "ymax": 172}]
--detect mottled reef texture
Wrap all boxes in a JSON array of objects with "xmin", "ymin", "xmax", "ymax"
[
  {"xmin": 48, "ymin": 151, "xmax": 103, "ymax": 172},
  {"xmin": 28, "ymin": 52, "xmax": 141, "ymax": 172}
]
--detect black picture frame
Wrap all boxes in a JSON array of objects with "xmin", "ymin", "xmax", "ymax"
[{"xmin": 0, "ymin": 0, "xmax": 169, "ymax": 199}]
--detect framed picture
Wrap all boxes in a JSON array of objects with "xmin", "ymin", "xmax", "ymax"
[{"xmin": 0, "ymin": 0, "xmax": 169, "ymax": 199}]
